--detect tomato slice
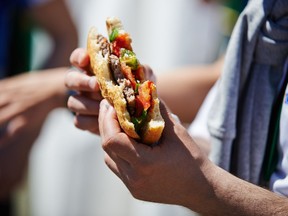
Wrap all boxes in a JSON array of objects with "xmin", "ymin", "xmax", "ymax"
[
  {"xmin": 135, "ymin": 66, "xmax": 145, "ymax": 83},
  {"xmin": 111, "ymin": 32, "xmax": 153, "ymax": 124},
  {"xmin": 139, "ymin": 81, "xmax": 152, "ymax": 110},
  {"xmin": 111, "ymin": 33, "xmax": 132, "ymax": 57},
  {"xmin": 134, "ymin": 81, "xmax": 152, "ymax": 117},
  {"xmin": 120, "ymin": 63, "xmax": 137, "ymax": 89}
]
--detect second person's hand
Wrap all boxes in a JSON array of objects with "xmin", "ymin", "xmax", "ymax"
[{"xmin": 65, "ymin": 48, "xmax": 103, "ymax": 134}]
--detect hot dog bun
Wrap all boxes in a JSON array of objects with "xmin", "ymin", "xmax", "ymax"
[{"xmin": 87, "ymin": 17, "xmax": 164, "ymax": 145}]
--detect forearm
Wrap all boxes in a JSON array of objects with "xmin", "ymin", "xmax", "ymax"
[
  {"xmin": 44, "ymin": 37, "xmax": 77, "ymax": 68},
  {"xmin": 39, "ymin": 67, "xmax": 68, "ymax": 108},
  {"xmin": 28, "ymin": 0, "xmax": 78, "ymax": 68},
  {"xmin": 157, "ymin": 64, "xmax": 220, "ymax": 123},
  {"xmin": 189, "ymin": 162, "xmax": 288, "ymax": 215}
]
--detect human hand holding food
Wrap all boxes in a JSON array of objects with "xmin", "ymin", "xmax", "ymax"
[
  {"xmin": 98, "ymin": 99, "xmax": 216, "ymax": 212},
  {"xmin": 65, "ymin": 48, "xmax": 103, "ymax": 135},
  {"xmin": 87, "ymin": 17, "xmax": 164, "ymax": 144}
]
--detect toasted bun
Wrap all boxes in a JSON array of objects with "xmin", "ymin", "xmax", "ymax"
[
  {"xmin": 87, "ymin": 18, "xmax": 164, "ymax": 144},
  {"xmin": 140, "ymin": 83, "xmax": 165, "ymax": 144},
  {"xmin": 87, "ymin": 27, "xmax": 140, "ymax": 139}
]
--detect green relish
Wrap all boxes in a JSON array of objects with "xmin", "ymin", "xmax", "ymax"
[
  {"xmin": 109, "ymin": 28, "xmax": 119, "ymax": 42},
  {"xmin": 120, "ymin": 49, "xmax": 139, "ymax": 70},
  {"xmin": 132, "ymin": 110, "xmax": 147, "ymax": 132}
]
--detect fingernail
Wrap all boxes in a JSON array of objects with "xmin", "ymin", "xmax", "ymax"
[
  {"xmin": 88, "ymin": 77, "xmax": 96, "ymax": 89},
  {"xmin": 104, "ymin": 100, "xmax": 111, "ymax": 110},
  {"xmin": 100, "ymin": 99, "xmax": 109, "ymax": 111}
]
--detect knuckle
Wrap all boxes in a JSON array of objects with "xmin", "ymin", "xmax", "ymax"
[
  {"xmin": 65, "ymin": 69, "xmax": 90, "ymax": 90},
  {"xmin": 102, "ymin": 135, "xmax": 117, "ymax": 152},
  {"xmin": 74, "ymin": 116, "xmax": 83, "ymax": 130},
  {"xmin": 70, "ymin": 48, "xmax": 82, "ymax": 64},
  {"xmin": 64, "ymin": 71, "xmax": 73, "ymax": 88},
  {"xmin": 104, "ymin": 153, "xmax": 112, "ymax": 167},
  {"xmin": 65, "ymin": 69, "xmax": 78, "ymax": 83},
  {"xmin": 135, "ymin": 160, "xmax": 152, "ymax": 177},
  {"xmin": 74, "ymin": 115, "xmax": 98, "ymax": 133},
  {"xmin": 129, "ymin": 174, "xmax": 142, "ymax": 189},
  {"xmin": 81, "ymin": 75, "xmax": 90, "ymax": 88},
  {"xmin": 89, "ymin": 124, "xmax": 100, "ymax": 134},
  {"xmin": 67, "ymin": 96, "xmax": 76, "ymax": 110}
]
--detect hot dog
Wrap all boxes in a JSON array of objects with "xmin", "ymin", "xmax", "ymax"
[{"xmin": 87, "ymin": 17, "xmax": 164, "ymax": 145}]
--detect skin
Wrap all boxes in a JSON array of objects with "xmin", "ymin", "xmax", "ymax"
[
  {"xmin": 157, "ymin": 57, "xmax": 223, "ymax": 124},
  {"xmin": 28, "ymin": 0, "xmax": 78, "ymax": 68},
  {"xmin": 0, "ymin": 0, "xmax": 77, "ymax": 199},
  {"xmin": 66, "ymin": 48, "xmax": 288, "ymax": 215},
  {"xmin": 0, "ymin": 70, "xmax": 66, "ymax": 199}
]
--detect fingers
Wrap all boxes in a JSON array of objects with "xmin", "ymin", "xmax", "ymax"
[
  {"xmin": 98, "ymin": 99, "xmax": 121, "ymax": 142},
  {"xmin": 65, "ymin": 70, "xmax": 100, "ymax": 94},
  {"xmin": 0, "ymin": 101, "xmax": 28, "ymax": 125},
  {"xmin": 0, "ymin": 116, "xmax": 28, "ymax": 148},
  {"xmin": 66, "ymin": 48, "xmax": 103, "ymax": 134},
  {"xmin": 70, "ymin": 48, "xmax": 91, "ymax": 71},
  {"xmin": 74, "ymin": 114, "xmax": 99, "ymax": 134},
  {"xmin": 0, "ymin": 88, "xmax": 14, "ymax": 109},
  {"xmin": 66, "ymin": 75, "xmax": 102, "ymax": 134},
  {"xmin": 66, "ymin": 48, "xmax": 99, "ymax": 92},
  {"xmin": 159, "ymin": 100, "xmax": 180, "ymax": 129},
  {"xmin": 68, "ymin": 94, "xmax": 101, "ymax": 133},
  {"xmin": 104, "ymin": 152, "xmax": 131, "ymax": 178},
  {"xmin": 68, "ymin": 95, "xmax": 100, "ymax": 115},
  {"xmin": 103, "ymin": 153, "xmax": 122, "ymax": 178},
  {"xmin": 98, "ymin": 99, "xmax": 132, "ymax": 176},
  {"xmin": 99, "ymin": 99, "xmax": 152, "ymax": 164}
]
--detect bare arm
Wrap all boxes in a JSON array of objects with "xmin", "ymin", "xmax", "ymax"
[
  {"xmin": 98, "ymin": 100, "xmax": 288, "ymax": 216},
  {"xmin": 0, "ymin": 68, "xmax": 67, "ymax": 199},
  {"xmin": 196, "ymin": 163, "xmax": 288, "ymax": 215},
  {"xmin": 27, "ymin": 0, "xmax": 78, "ymax": 67},
  {"xmin": 0, "ymin": 0, "xmax": 77, "ymax": 198},
  {"xmin": 156, "ymin": 56, "xmax": 223, "ymax": 124}
]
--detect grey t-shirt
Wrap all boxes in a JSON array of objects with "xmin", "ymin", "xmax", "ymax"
[{"xmin": 208, "ymin": 0, "xmax": 288, "ymax": 185}]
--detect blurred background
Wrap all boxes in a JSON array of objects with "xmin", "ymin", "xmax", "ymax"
[{"xmin": 1, "ymin": 0, "xmax": 244, "ymax": 215}]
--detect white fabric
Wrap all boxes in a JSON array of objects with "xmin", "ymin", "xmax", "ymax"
[
  {"xmin": 188, "ymin": 84, "xmax": 216, "ymax": 141},
  {"xmin": 270, "ymin": 85, "xmax": 288, "ymax": 196}
]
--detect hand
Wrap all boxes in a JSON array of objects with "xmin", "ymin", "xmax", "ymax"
[
  {"xmin": 98, "ymin": 99, "xmax": 288, "ymax": 216},
  {"xmin": 98, "ymin": 99, "xmax": 215, "ymax": 211},
  {"xmin": 65, "ymin": 48, "xmax": 103, "ymax": 134},
  {"xmin": 0, "ymin": 68, "xmax": 67, "ymax": 199},
  {"xmin": 65, "ymin": 48, "xmax": 156, "ymax": 135},
  {"xmin": 0, "ymin": 68, "xmax": 67, "ymax": 146}
]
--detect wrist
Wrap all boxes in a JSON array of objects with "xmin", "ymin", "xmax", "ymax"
[
  {"xmin": 46, "ymin": 67, "xmax": 69, "ymax": 109},
  {"xmin": 54, "ymin": 87, "xmax": 68, "ymax": 108},
  {"xmin": 188, "ymin": 160, "xmax": 221, "ymax": 215}
]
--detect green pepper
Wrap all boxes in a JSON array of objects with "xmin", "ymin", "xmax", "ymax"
[
  {"xmin": 109, "ymin": 28, "xmax": 119, "ymax": 42},
  {"xmin": 120, "ymin": 49, "xmax": 139, "ymax": 70},
  {"xmin": 132, "ymin": 110, "xmax": 147, "ymax": 132},
  {"xmin": 135, "ymin": 82, "xmax": 140, "ymax": 94}
]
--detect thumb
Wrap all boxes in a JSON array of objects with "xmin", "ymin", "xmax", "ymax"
[
  {"xmin": 99, "ymin": 99, "xmax": 121, "ymax": 142},
  {"xmin": 159, "ymin": 100, "xmax": 181, "ymax": 128},
  {"xmin": 157, "ymin": 100, "xmax": 186, "ymax": 147}
]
